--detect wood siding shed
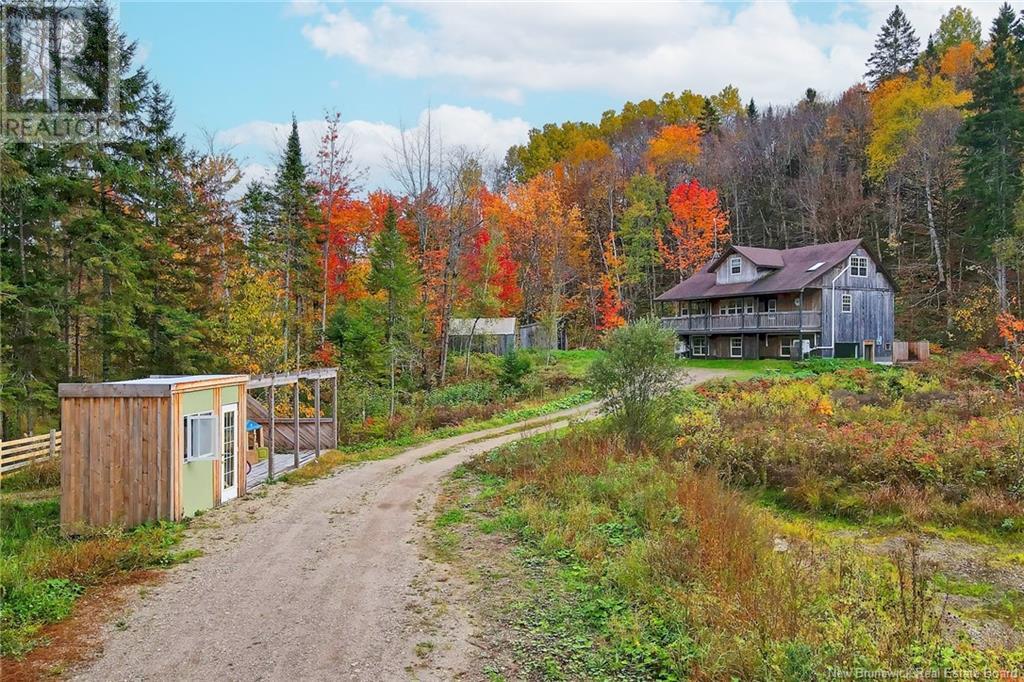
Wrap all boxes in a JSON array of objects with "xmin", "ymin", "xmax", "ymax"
[{"xmin": 58, "ymin": 375, "xmax": 248, "ymax": 533}]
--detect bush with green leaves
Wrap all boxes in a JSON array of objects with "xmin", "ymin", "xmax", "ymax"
[
  {"xmin": 499, "ymin": 350, "xmax": 532, "ymax": 394},
  {"xmin": 587, "ymin": 318, "xmax": 680, "ymax": 447}
]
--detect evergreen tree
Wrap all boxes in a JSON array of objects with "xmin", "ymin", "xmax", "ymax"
[
  {"xmin": 698, "ymin": 97, "xmax": 721, "ymax": 135},
  {"xmin": 620, "ymin": 174, "xmax": 670, "ymax": 316},
  {"xmin": 367, "ymin": 204, "xmax": 421, "ymax": 417},
  {"xmin": 865, "ymin": 6, "xmax": 921, "ymax": 87},
  {"xmin": 958, "ymin": 3, "xmax": 1024, "ymax": 310},
  {"xmin": 135, "ymin": 83, "xmax": 208, "ymax": 375},
  {"xmin": 239, "ymin": 180, "xmax": 278, "ymax": 269},
  {"xmin": 746, "ymin": 98, "xmax": 758, "ymax": 120},
  {"xmin": 273, "ymin": 116, "xmax": 321, "ymax": 366}
]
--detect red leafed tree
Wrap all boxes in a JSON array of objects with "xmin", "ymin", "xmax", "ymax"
[
  {"xmin": 315, "ymin": 110, "xmax": 361, "ymax": 333},
  {"xmin": 597, "ymin": 231, "xmax": 625, "ymax": 330},
  {"xmin": 659, "ymin": 179, "xmax": 730, "ymax": 280}
]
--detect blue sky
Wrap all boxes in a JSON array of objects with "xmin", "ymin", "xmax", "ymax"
[{"xmin": 119, "ymin": 1, "xmax": 1003, "ymax": 191}]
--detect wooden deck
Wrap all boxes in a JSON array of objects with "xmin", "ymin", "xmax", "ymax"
[{"xmin": 246, "ymin": 450, "xmax": 318, "ymax": 489}]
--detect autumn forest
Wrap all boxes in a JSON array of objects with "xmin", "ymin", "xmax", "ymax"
[{"xmin": 3, "ymin": 2, "xmax": 1024, "ymax": 436}]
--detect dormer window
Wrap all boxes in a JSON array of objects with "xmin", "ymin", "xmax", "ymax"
[{"xmin": 729, "ymin": 256, "xmax": 742, "ymax": 275}]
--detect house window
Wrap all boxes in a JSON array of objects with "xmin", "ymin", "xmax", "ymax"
[
  {"xmin": 766, "ymin": 299, "xmax": 777, "ymax": 313},
  {"xmin": 721, "ymin": 299, "xmax": 743, "ymax": 315},
  {"xmin": 730, "ymin": 337, "xmax": 743, "ymax": 358},
  {"xmin": 744, "ymin": 298, "xmax": 755, "ymax": 314},
  {"xmin": 849, "ymin": 255, "xmax": 868, "ymax": 277},
  {"xmin": 691, "ymin": 336, "xmax": 708, "ymax": 357},
  {"xmin": 693, "ymin": 301, "xmax": 708, "ymax": 315},
  {"xmin": 729, "ymin": 256, "xmax": 742, "ymax": 275},
  {"xmin": 841, "ymin": 293, "xmax": 853, "ymax": 313},
  {"xmin": 183, "ymin": 412, "xmax": 216, "ymax": 461},
  {"xmin": 780, "ymin": 338, "xmax": 792, "ymax": 358}
]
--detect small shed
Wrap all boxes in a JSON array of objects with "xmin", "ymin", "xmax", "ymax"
[
  {"xmin": 58, "ymin": 374, "xmax": 248, "ymax": 532},
  {"xmin": 448, "ymin": 317, "xmax": 518, "ymax": 355},
  {"xmin": 519, "ymin": 320, "xmax": 568, "ymax": 351}
]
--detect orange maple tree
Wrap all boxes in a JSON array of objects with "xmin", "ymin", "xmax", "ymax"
[
  {"xmin": 596, "ymin": 231, "xmax": 625, "ymax": 330},
  {"xmin": 646, "ymin": 123, "xmax": 701, "ymax": 172},
  {"xmin": 659, "ymin": 179, "xmax": 730, "ymax": 279}
]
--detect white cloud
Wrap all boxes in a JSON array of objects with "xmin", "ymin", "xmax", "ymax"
[
  {"xmin": 298, "ymin": 1, "xmax": 1003, "ymax": 105},
  {"xmin": 215, "ymin": 105, "xmax": 531, "ymax": 192}
]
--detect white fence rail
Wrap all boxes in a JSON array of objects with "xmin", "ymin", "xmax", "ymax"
[{"xmin": 1, "ymin": 430, "xmax": 61, "ymax": 476}]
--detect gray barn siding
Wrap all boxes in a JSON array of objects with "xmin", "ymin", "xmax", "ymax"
[
  {"xmin": 815, "ymin": 247, "xmax": 895, "ymax": 361},
  {"xmin": 716, "ymin": 255, "xmax": 760, "ymax": 284}
]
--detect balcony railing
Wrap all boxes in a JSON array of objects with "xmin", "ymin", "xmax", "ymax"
[{"xmin": 662, "ymin": 310, "xmax": 821, "ymax": 333}]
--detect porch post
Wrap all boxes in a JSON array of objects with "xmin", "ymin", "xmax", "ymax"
[
  {"xmin": 314, "ymin": 378, "xmax": 322, "ymax": 460},
  {"xmin": 268, "ymin": 382, "xmax": 276, "ymax": 480},
  {"xmin": 293, "ymin": 379, "xmax": 300, "ymax": 470},
  {"xmin": 331, "ymin": 373, "xmax": 338, "ymax": 449}
]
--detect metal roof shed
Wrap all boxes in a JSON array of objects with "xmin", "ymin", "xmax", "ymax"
[
  {"xmin": 58, "ymin": 374, "xmax": 248, "ymax": 532},
  {"xmin": 448, "ymin": 317, "xmax": 518, "ymax": 355}
]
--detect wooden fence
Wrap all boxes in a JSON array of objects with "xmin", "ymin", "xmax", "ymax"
[
  {"xmin": 893, "ymin": 340, "xmax": 930, "ymax": 363},
  {"xmin": 1, "ymin": 430, "xmax": 61, "ymax": 476}
]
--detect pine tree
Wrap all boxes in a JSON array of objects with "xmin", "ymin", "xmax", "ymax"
[
  {"xmin": 698, "ymin": 97, "xmax": 721, "ymax": 135},
  {"xmin": 273, "ymin": 116, "xmax": 321, "ymax": 366},
  {"xmin": 367, "ymin": 204, "xmax": 421, "ymax": 416},
  {"xmin": 240, "ymin": 181, "xmax": 278, "ymax": 269},
  {"xmin": 746, "ymin": 98, "xmax": 758, "ymax": 120},
  {"xmin": 958, "ymin": 3, "xmax": 1024, "ymax": 310},
  {"xmin": 865, "ymin": 6, "xmax": 921, "ymax": 87}
]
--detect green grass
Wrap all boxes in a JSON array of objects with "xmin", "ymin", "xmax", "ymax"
[
  {"xmin": 525, "ymin": 349, "xmax": 604, "ymax": 378},
  {"xmin": 1, "ymin": 466, "xmax": 195, "ymax": 657}
]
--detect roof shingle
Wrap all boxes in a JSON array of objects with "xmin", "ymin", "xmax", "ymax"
[{"xmin": 655, "ymin": 239, "xmax": 863, "ymax": 301}]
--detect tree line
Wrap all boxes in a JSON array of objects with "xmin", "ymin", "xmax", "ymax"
[{"xmin": 2, "ymin": 2, "xmax": 1023, "ymax": 435}]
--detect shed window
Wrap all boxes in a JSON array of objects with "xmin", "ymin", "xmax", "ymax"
[
  {"xmin": 849, "ymin": 255, "xmax": 868, "ymax": 277},
  {"xmin": 730, "ymin": 337, "xmax": 743, "ymax": 358},
  {"xmin": 183, "ymin": 413, "xmax": 216, "ymax": 461},
  {"xmin": 691, "ymin": 336, "xmax": 708, "ymax": 357},
  {"xmin": 841, "ymin": 293, "xmax": 853, "ymax": 313},
  {"xmin": 729, "ymin": 256, "xmax": 742, "ymax": 275}
]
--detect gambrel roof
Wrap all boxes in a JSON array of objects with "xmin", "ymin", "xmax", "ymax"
[{"xmin": 656, "ymin": 239, "xmax": 884, "ymax": 301}]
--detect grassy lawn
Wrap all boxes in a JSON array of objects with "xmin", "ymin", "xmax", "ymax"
[
  {"xmin": 679, "ymin": 356, "xmax": 879, "ymax": 380},
  {"xmin": 0, "ymin": 461, "xmax": 197, "ymax": 658}
]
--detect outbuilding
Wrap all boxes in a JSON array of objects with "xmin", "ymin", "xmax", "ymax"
[
  {"xmin": 58, "ymin": 374, "xmax": 248, "ymax": 532},
  {"xmin": 448, "ymin": 317, "xmax": 518, "ymax": 355}
]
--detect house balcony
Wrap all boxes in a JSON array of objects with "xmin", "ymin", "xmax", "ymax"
[{"xmin": 661, "ymin": 310, "xmax": 822, "ymax": 333}]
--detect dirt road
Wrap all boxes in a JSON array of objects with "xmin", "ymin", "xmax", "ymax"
[{"xmin": 73, "ymin": 369, "xmax": 729, "ymax": 682}]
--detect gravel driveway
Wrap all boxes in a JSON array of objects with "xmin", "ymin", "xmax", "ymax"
[{"xmin": 72, "ymin": 369, "xmax": 730, "ymax": 681}]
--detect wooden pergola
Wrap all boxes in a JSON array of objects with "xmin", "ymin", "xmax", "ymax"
[{"xmin": 247, "ymin": 368, "xmax": 338, "ymax": 481}]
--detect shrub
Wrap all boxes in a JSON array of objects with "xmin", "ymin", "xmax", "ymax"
[
  {"xmin": 426, "ymin": 381, "xmax": 498, "ymax": 407},
  {"xmin": 499, "ymin": 350, "xmax": 532, "ymax": 394},
  {"xmin": 588, "ymin": 318, "xmax": 679, "ymax": 447}
]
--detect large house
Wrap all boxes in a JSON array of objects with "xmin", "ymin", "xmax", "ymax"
[{"xmin": 656, "ymin": 239, "xmax": 895, "ymax": 362}]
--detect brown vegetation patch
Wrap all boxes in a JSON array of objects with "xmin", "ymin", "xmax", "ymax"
[{"xmin": 1, "ymin": 571, "xmax": 164, "ymax": 681}]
